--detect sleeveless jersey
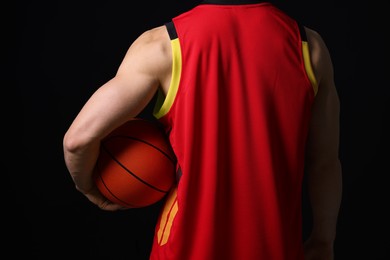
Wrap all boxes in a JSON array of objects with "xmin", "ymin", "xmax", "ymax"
[{"xmin": 151, "ymin": 1, "xmax": 317, "ymax": 259}]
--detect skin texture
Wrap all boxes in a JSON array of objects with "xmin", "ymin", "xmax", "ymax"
[
  {"xmin": 63, "ymin": 26, "xmax": 171, "ymax": 211},
  {"xmin": 303, "ymin": 27, "xmax": 343, "ymax": 260},
  {"xmin": 63, "ymin": 23, "xmax": 342, "ymax": 260}
]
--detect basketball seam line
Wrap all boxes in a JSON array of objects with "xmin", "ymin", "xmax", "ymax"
[
  {"xmin": 97, "ymin": 173, "xmax": 138, "ymax": 207},
  {"xmin": 107, "ymin": 135, "xmax": 176, "ymax": 164},
  {"xmin": 101, "ymin": 143, "xmax": 171, "ymax": 193}
]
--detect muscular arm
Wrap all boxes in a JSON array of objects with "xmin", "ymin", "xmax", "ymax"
[
  {"xmin": 63, "ymin": 26, "xmax": 172, "ymax": 210},
  {"xmin": 304, "ymin": 27, "xmax": 343, "ymax": 259}
]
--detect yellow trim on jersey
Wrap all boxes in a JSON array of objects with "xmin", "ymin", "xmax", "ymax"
[
  {"xmin": 157, "ymin": 187, "xmax": 178, "ymax": 246},
  {"xmin": 153, "ymin": 38, "xmax": 182, "ymax": 119},
  {"xmin": 302, "ymin": 41, "xmax": 318, "ymax": 96}
]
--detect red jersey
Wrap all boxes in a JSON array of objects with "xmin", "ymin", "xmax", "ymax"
[{"xmin": 151, "ymin": 1, "xmax": 318, "ymax": 259}]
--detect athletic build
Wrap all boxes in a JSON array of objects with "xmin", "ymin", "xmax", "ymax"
[{"xmin": 63, "ymin": 1, "xmax": 342, "ymax": 259}]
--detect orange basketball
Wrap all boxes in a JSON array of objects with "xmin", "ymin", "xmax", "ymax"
[{"xmin": 93, "ymin": 118, "xmax": 176, "ymax": 208}]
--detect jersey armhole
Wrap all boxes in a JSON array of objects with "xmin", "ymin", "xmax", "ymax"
[
  {"xmin": 153, "ymin": 21, "xmax": 182, "ymax": 119},
  {"xmin": 298, "ymin": 24, "xmax": 318, "ymax": 96}
]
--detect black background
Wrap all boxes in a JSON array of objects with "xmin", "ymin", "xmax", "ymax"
[{"xmin": 8, "ymin": 0, "xmax": 389, "ymax": 259}]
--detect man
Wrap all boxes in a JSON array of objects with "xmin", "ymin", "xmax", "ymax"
[{"xmin": 63, "ymin": 0, "xmax": 342, "ymax": 259}]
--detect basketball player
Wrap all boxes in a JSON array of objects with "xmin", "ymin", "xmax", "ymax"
[{"xmin": 63, "ymin": 0, "xmax": 342, "ymax": 259}]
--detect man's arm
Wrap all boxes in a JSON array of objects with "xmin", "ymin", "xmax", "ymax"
[
  {"xmin": 63, "ymin": 26, "xmax": 172, "ymax": 211},
  {"xmin": 303, "ymin": 27, "xmax": 343, "ymax": 260}
]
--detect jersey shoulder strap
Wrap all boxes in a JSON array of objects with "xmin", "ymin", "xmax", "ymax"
[
  {"xmin": 297, "ymin": 22, "xmax": 318, "ymax": 96},
  {"xmin": 165, "ymin": 21, "xmax": 178, "ymax": 40}
]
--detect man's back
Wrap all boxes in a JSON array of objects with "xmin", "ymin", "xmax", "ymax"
[
  {"xmin": 63, "ymin": 0, "xmax": 342, "ymax": 259},
  {"xmin": 151, "ymin": 1, "xmax": 317, "ymax": 259}
]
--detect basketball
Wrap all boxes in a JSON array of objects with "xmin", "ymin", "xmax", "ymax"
[{"xmin": 93, "ymin": 118, "xmax": 176, "ymax": 208}]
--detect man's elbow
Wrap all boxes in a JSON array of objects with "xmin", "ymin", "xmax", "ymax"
[{"xmin": 63, "ymin": 131, "xmax": 91, "ymax": 154}]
